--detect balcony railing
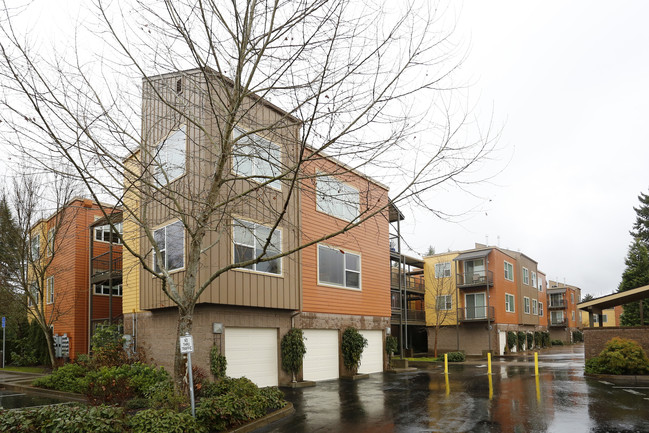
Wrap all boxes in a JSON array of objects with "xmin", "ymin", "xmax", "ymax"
[
  {"xmin": 549, "ymin": 318, "xmax": 567, "ymax": 327},
  {"xmin": 91, "ymin": 251, "xmax": 123, "ymax": 280},
  {"xmin": 390, "ymin": 270, "xmax": 425, "ymax": 293},
  {"xmin": 458, "ymin": 306, "xmax": 495, "ymax": 322},
  {"xmin": 548, "ymin": 301, "xmax": 566, "ymax": 309},
  {"xmin": 391, "ymin": 308, "xmax": 426, "ymax": 323},
  {"xmin": 456, "ymin": 270, "xmax": 493, "ymax": 288}
]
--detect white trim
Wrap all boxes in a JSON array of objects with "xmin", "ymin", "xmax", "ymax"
[
  {"xmin": 232, "ymin": 127, "xmax": 282, "ymax": 191},
  {"xmin": 464, "ymin": 292, "xmax": 487, "ymax": 319},
  {"xmin": 315, "ymin": 172, "xmax": 360, "ymax": 222},
  {"xmin": 232, "ymin": 218, "xmax": 283, "ymax": 276},
  {"xmin": 316, "ymin": 243, "xmax": 362, "ymax": 290},
  {"xmin": 152, "ymin": 220, "xmax": 185, "ymax": 273},
  {"xmin": 523, "ymin": 267, "xmax": 529, "ymax": 285},
  {"xmin": 524, "ymin": 296, "xmax": 530, "ymax": 314},
  {"xmin": 46, "ymin": 276, "xmax": 54, "ymax": 304},
  {"xmin": 153, "ymin": 125, "xmax": 187, "ymax": 186},
  {"xmin": 504, "ymin": 261, "xmax": 514, "ymax": 281},
  {"xmin": 505, "ymin": 293, "xmax": 515, "ymax": 313}
]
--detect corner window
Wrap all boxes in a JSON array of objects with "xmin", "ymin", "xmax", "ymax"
[
  {"xmin": 233, "ymin": 219, "xmax": 282, "ymax": 275},
  {"xmin": 504, "ymin": 261, "xmax": 514, "ymax": 281},
  {"xmin": 505, "ymin": 293, "xmax": 515, "ymax": 313},
  {"xmin": 232, "ymin": 128, "xmax": 282, "ymax": 190},
  {"xmin": 94, "ymin": 283, "xmax": 123, "ymax": 296},
  {"xmin": 435, "ymin": 262, "xmax": 451, "ymax": 278},
  {"xmin": 31, "ymin": 235, "xmax": 40, "ymax": 261},
  {"xmin": 316, "ymin": 174, "xmax": 359, "ymax": 222},
  {"xmin": 153, "ymin": 126, "xmax": 186, "ymax": 185},
  {"xmin": 95, "ymin": 222, "xmax": 123, "ymax": 244},
  {"xmin": 523, "ymin": 267, "xmax": 529, "ymax": 285},
  {"xmin": 524, "ymin": 297, "xmax": 530, "ymax": 314},
  {"xmin": 436, "ymin": 294, "xmax": 452, "ymax": 310},
  {"xmin": 318, "ymin": 245, "xmax": 361, "ymax": 289},
  {"xmin": 532, "ymin": 299, "xmax": 538, "ymax": 315},
  {"xmin": 153, "ymin": 221, "xmax": 185, "ymax": 272}
]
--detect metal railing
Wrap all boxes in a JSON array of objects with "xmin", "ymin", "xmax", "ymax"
[
  {"xmin": 391, "ymin": 308, "xmax": 426, "ymax": 323},
  {"xmin": 390, "ymin": 270, "xmax": 425, "ymax": 293},
  {"xmin": 458, "ymin": 306, "xmax": 495, "ymax": 321},
  {"xmin": 456, "ymin": 270, "xmax": 493, "ymax": 287},
  {"xmin": 548, "ymin": 301, "xmax": 566, "ymax": 308},
  {"xmin": 91, "ymin": 251, "xmax": 123, "ymax": 277},
  {"xmin": 549, "ymin": 318, "xmax": 567, "ymax": 327}
]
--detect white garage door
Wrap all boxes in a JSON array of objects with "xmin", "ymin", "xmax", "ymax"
[
  {"xmin": 225, "ymin": 327, "xmax": 278, "ymax": 387},
  {"xmin": 358, "ymin": 330, "xmax": 383, "ymax": 374},
  {"xmin": 302, "ymin": 329, "xmax": 339, "ymax": 381}
]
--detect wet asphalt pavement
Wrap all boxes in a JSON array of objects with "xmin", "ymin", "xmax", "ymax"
[{"xmin": 259, "ymin": 345, "xmax": 649, "ymax": 433}]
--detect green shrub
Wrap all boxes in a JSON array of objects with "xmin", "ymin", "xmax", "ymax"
[
  {"xmin": 281, "ymin": 328, "xmax": 307, "ymax": 380},
  {"xmin": 507, "ymin": 331, "xmax": 516, "ymax": 351},
  {"xmin": 0, "ymin": 404, "xmax": 126, "ymax": 433},
  {"xmin": 534, "ymin": 331, "xmax": 542, "ymax": 348},
  {"xmin": 446, "ymin": 351, "xmax": 465, "ymax": 362},
  {"xmin": 572, "ymin": 330, "xmax": 584, "ymax": 343},
  {"xmin": 91, "ymin": 325, "xmax": 129, "ymax": 367},
  {"xmin": 33, "ymin": 362, "xmax": 89, "ymax": 393},
  {"xmin": 82, "ymin": 363, "xmax": 171, "ymax": 405},
  {"xmin": 526, "ymin": 333, "xmax": 534, "ymax": 349},
  {"xmin": 517, "ymin": 331, "xmax": 526, "ymax": 351},
  {"xmin": 585, "ymin": 337, "xmax": 649, "ymax": 375},
  {"xmin": 386, "ymin": 335, "xmax": 398, "ymax": 356},
  {"xmin": 542, "ymin": 332, "xmax": 550, "ymax": 348},
  {"xmin": 144, "ymin": 381, "xmax": 185, "ymax": 410},
  {"xmin": 341, "ymin": 327, "xmax": 367, "ymax": 374},
  {"xmin": 129, "ymin": 409, "xmax": 206, "ymax": 433},
  {"xmin": 551, "ymin": 339, "xmax": 564, "ymax": 346},
  {"xmin": 210, "ymin": 346, "xmax": 227, "ymax": 380}
]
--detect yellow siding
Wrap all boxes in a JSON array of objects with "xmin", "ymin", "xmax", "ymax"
[
  {"xmin": 122, "ymin": 153, "xmax": 141, "ymax": 313},
  {"xmin": 581, "ymin": 309, "xmax": 617, "ymax": 327},
  {"xmin": 424, "ymin": 253, "xmax": 459, "ymax": 326}
]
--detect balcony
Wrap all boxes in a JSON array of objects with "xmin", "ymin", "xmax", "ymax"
[
  {"xmin": 456, "ymin": 270, "xmax": 493, "ymax": 289},
  {"xmin": 548, "ymin": 301, "xmax": 566, "ymax": 309},
  {"xmin": 91, "ymin": 251, "xmax": 122, "ymax": 284},
  {"xmin": 391, "ymin": 308, "xmax": 426, "ymax": 324},
  {"xmin": 458, "ymin": 306, "xmax": 495, "ymax": 322},
  {"xmin": 549, "ymin": 318, "xmax": 567, "ymax": 327},
  {"xmin": 390, "ymin": 270, "xmax": 425, "ymax": 294}
]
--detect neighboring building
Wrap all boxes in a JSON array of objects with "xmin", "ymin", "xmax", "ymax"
[
  {"xmin": 29, "ymin": 198, "xmax": 122, "ymax": 359},
  {"xmin": 537, "ymin": 270, "xmax": 548, "ymax": 328},
  {"xmin": 581, "ymin": 305, "xmax": 623, "ymax": 327},
  {"xmin": 424, "ymin": 244, "xmax": 547, "ymax": 356},
  {"xmin": 122, "ymin": 68, "xmax": 390, "ymax": 386},
  {"xmin": 547, "ymin": 280, "xmax": 582, "ymax": 342}
]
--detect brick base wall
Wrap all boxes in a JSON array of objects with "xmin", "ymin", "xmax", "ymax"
[{"xmin": 583, "ymin": 327, "xmax": 649, "ymax": 360}]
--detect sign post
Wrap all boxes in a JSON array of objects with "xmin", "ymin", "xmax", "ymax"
[
  {"xmin": 180, "ymin": 333, "xmax": 195, "ymax": 417},
  {"xmin": 2, "ymin": 316, "xmax": 5, "ymax": 369}
]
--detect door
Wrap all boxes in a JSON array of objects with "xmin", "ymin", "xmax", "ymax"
[
  {"xmin": 302, "ymin": 329, "xmax": 339, "ymax": 381},
  {"xmin": 465, "ymin": 293, "xmax": 486, "ymax": 319},
  {"xmin": 225, "ymin": 327, "xmax": 278, "ymax": 387},
  {"xmin": 358, "ymin": 330, "xmax": 383, "ymax": 374}
]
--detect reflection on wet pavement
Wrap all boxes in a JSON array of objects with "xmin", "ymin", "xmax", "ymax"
[{"xmin": 258, "ymin": 345, "xmax": 649, "ymax": 433}]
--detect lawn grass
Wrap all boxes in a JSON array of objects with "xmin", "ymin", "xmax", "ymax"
[{"xmin": 0, "ymin": 366, "xmax": 47, "ymax": 374}]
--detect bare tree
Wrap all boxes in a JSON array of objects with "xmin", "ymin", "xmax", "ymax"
[
  {"xmin": 425, "ymin": 260, "xmax": 456, "ymax": 358},
  {"xmin": 0, "ymin": 0, "xmax": 498, "ymax": 386}
]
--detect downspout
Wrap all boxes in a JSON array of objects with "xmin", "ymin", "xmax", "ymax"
[
  {"xmin": 487, "ymin": 255, "xmax": 491, "ymax": 354},
  {"xmin": 88, "ymin": 225, "xmax": 93, "ymax": 354},
  {"xmin": 108, "ymin": 225, "xmax": 113, "ymax": 325}
]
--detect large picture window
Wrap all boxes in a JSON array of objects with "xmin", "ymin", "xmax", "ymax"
[
  {"xmin": 153, "ymin": 221, "xmax": 185, "ymax": 272},
  {"xmin": 233, "ymin": 220, "xmax": 282, "ymax": 275},
  {"xmin": 318, "ymin": 245, "xmax": 360, "ymax": 289},
  {"xmin": 153, "ymin": 126, "xmax": 186, "ymax": 185},
  {"xmin": 232, "ymin": 128, "xmax": 282, "ymax": 190},
  {"xmin": 316, "ymin": 174, "xmax": 359, "ymax": 222},
  {"xmin": 435, "ymin": 262, "xmax": 451, "ymax": 278}
]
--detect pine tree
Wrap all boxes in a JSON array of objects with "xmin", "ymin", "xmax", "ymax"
[
  {"xmin": 619, "ymin": 238, "xmax": 649, "ymax": 325},
  {"xmin": 630, "ymin": 190, "xmax": 649, "ymax": 245}
]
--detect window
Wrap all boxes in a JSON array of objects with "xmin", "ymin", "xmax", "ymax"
[
  {"xmin": 435, "ymin": 262, "xmax": 451, "ymax": 278},
  {"xmin": 465, "ymin": 293, "xmax": 486, "ymax": 319},
  {"xmin": 153, "ymin": 221, "xmax": 185, "ymax": 272},
  {"xmin": 524, "ymin": 297, "xmax": 530, "ymax": 314},
  {"xmin": 504, "ymin": 261, "xmax": 514, "ymax": 281},
  {"xmin": 602, "ymin": 314, "xmax": 608, "ymax": 323},
  {"xmin": 95, "ymin": 222, "xmax": 123, "ymax": 244},
  {"xmin": 31, "ymin": 234, "xmax": 40, "ymax": 261},
  {"xmin": 571, "ymin": 292, "xmax": 575, "ymax": 303},
  {"xmin": 94, "ymin": 283, "xmax": 123, "ymax": 296},
  {"xmin": 551, "ymin": 310, "xmax": 564, "ymax": 325},
  {"xmin": 532, "ymin": 299, "xmax": 538, "ymax": 315},
  {"xmin": 531, "ymin": 271, "xmax": 537, "ymax": 288},
  {"xmin": 538, "ymin": 278, "xmax": 543, "ymax": 292},
  {"xmin": 232, "ymin": 128, "xmax": 281, "ymax": 190},
  {"xmin": 28, "ymin": 282, "xmax": 38, "ymax": 307},
  {"xmin": 153, "ymin": 126, "xmax": 186, "ymax": 184},
  {"xmin": 523, "ymin": 267, "xmax": 529, "ymax": 285},
  {"xmin": 318, "ymin": 245, "xmax": 361, "ymax": 289},
  {"xmin": 505, "ymin": 293, "xmax": 515, "ymax": 313},
  {"xmin": 46, "ymin": 277, "xmax": 54, "ymax": 304},
  {"xmin": 233, "ymin": 220, "xmax": 282, "ymax": 275},
  {"xmin": 572, "ymin": 311, "xmax": 575, "ymax": 321},
  {"xmin": 316, "ymin": 174, "xmax": 360, "ymax": 222},
  {"xmin": 539, "ymin": 302, "xmax": 543, "ymax": 316},
  {"xmin": 47, "ymin": 228, "xmax": 55, "ymax": 256},
  {"xmin": 436, "ymin": 295, "xmax": 452, "ymax": 310}
]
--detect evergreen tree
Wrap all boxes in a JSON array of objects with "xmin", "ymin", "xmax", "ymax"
[
  {"xmin": 630, "ymin": 190, "xmax": 649, "ymax": 245},
  {"xmin": 619, "ymin": 238, "xmax": 649, "ymax": 326}
]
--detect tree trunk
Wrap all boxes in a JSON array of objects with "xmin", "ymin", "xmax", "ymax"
[
  {"xmin": 174, "ymin": 305, "xmax": 195, "ymax": 393},
  {"xmin": 434, "ymin": 325, "xmax": 439, "ymax": 359},
  {"xmin": 45, "ymin": 328, "xmax": 56, "ymax": 369}
]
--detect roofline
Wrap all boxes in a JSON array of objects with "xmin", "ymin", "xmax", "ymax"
[
  {"xmin": 305, "ymin": 145, "xmax": 389, "ymax": 191},
  {"xmin": 32, "ymin": 198, "xmax": 120, "ymax": 230}
]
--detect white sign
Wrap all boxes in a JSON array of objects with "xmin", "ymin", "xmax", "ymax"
[{"xmin": 180, "ymin": 335, "xmax": 194, "ymax": 354}]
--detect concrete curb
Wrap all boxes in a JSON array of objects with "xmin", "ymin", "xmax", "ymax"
[
  {"xmin": 584, "ymin": 373, "xmax": 649, "ymax": 386},
  {"xmin": 229, "ymin": 402, "xmax": 294, "ymax": 433}
]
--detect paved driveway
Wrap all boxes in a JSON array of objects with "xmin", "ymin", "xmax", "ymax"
[{"xmin": 259, "ymin": 345, "xmax": 649, "ymax": 433}]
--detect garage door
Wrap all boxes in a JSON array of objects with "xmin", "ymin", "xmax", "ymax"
[
  {"xmin": 225, "ymin": 327, "xmax": 278, "ymax": 387},
  {"xmin": 358, "ymin": 330, "xmax": 383, "ymax": 374},
  {"xmin": 302, "ymin": 329, "xmax": 339, "ymax": 381}
]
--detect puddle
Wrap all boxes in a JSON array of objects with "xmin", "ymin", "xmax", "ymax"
[{"xmin": 0, "ymin": 389, "xmax": 72, "ymax": 410}]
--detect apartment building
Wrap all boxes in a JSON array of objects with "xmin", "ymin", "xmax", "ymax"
[
  {"xmin": 121, "ymin": 68, "xmax": 390, "ymax": 386},
  {"xmin": 547, "ymin": 280, "xmax": 581, "ymax": 341},
  {"xmin": 29, "ymin": 199, "xmax": 122, "ymax": 359},
  {"xmin": 424, "ymin": 244, "xmax": 547, "ymax": 356},
  {"xmin": 580, "ymin": 306, "xmax": 623, "ymax": 327}
]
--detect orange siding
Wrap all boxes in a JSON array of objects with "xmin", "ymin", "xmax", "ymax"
[{"xmin": 300, "ymin": 156, "xmax": 390, "ymax": 317}]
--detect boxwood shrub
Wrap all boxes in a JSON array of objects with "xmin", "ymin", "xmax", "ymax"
[
  {"xmin": 585, "ymin": 337, "xmax": 649, "ymax": 375},
  {"xmin": 446, "ymin": 352, "xmax": 465, "ymax": 362}
]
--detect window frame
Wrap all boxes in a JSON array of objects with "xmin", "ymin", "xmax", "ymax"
[
  {"xmin": 435, "ymin": 262, "xmax": 452, "ymax": 278},
  {"xmin": 152, "ymin": 220, "xmax": 185, "ymax": 273},
  {"xmin": 46, "ymin": 276, "xmax": 54, "ymax": 304},
  {"xmin": 504, "ymin": 261, "xmax": 514, "ymax": 281},
  {"xmin": 532, "ymin": 299, "xmax": 538, "ymax": 315},
  {"xmin": 94, "ymin": 283, "xmax": 123, "ymax": 297},
  {"xmin": 232, "ymin": 219, "xmax": 283, "ymax": 276},
  {"xmin": 315, "ymin": 173, "xmax": 360, "ymax": 222},
  {"xmin": 31, "ymin": 234, "xmax": 40, "ymax": 261},
  {"xmin": 505, "ymin": 293, "xmax": 515, "ymax": 313},
  {"xmin": 531, "ymin": 271, "xmax": 537, "ymax": 288},
  {"xmin": 317, "ymin": 244, "xmax": 362, "ymax": 290},
  {"xmin": 523, "ymin": 267, "xmax": 529, "ymax": 285},
  {"xmin": 539, "ymin": 302, "xmax": 544, "ymax": 317},
  {"xmin": 94, "ymin": 222, "xmax": 123, "ymax": 244},
  {"xmin": 524, "ymin": 296, "xmax": 530, "ymax": 314},
  {"xmin": 153, "ymin": 126, "xmax": 187, "ymax": 185},
  {"xmin": 436, "ymin": 294, "xmax": 453, "ymax": 311},
  {"xmin": 28, "ymin": 282, "xmax": 38, "ymax": 307},
  {"xmin": 232, "ymin": 127, "xmax": 282, "ymax": 190}
]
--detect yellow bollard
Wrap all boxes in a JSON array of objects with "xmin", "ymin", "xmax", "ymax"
[
  {"xmin": 445, "ymin": 372, "xmax": 450, "ymax": 397},
  {"xmin": 488, "ymin": 373, "xmax": 493, "ymax": 400},
  {"xmin": 535, "ymin": 374, "xmax": 541, "ymax": 403},
  {"xmin": 444, "ymin": 353, "xmax": 448, "ymax": 374},
  {"xmin": 534, "ymin": 352, "xmax": 539, "ymax": 376},
  {"xmin": 487, "ymin": 352, "xmax": 492, "ymax": 375}
]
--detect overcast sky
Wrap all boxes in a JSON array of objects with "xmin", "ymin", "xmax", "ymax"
[{"xmin": 400, "ymin": 1, "xmax": 649, "ymax": 297}]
